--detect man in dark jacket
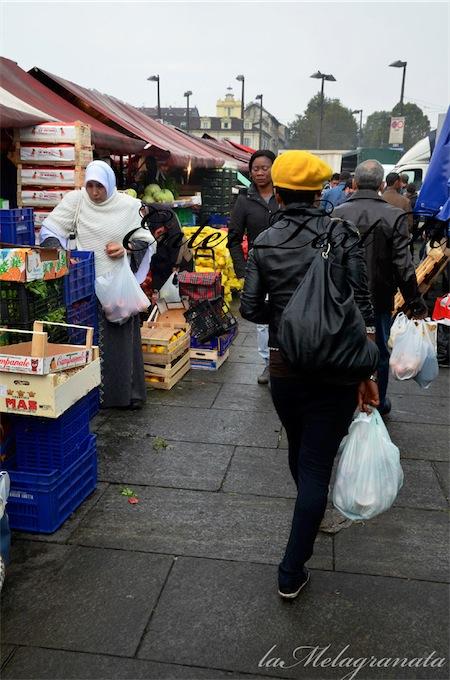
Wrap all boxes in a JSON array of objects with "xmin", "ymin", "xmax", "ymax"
[
  {"xmin": 228, "ymin": 150, "xmax": 278, "ymax": 384},
  {"xmin": 334, "ymin": 160, "xmax": 427, "ymax": 414}
]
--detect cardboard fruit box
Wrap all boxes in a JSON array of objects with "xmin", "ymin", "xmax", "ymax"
[
  {"xmin": 0, "ymin": 321, "xmax": 95, "ymax": 376},
  {"xmin": 0, "ymin": 245, "xmax": 68, "ymax": 282}
]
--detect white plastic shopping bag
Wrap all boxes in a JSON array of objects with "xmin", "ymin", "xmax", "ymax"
[
  {"xmin": 332, "ymin": 409, "xmax": 403, "ymax": 521},
  {"xmin": 95, "ymin": 255, "xmax": 150, "ymax": 324},
  {"xmin": 389, "ymin": 317, "xmax": 427, "ymax": 380},
  {"xmin": 388, "ymin": 312, "xmax": 409, "ymax": 349},
  {"xmin": 0, "ymin": 471, "xmax": 10, "ymax": 520},
  {"xmin": 158, "ymin": 272, "xmax": 181, "ymax": 303},
  {"xmin": 413, "ymin": 322, "xmax": 439, "ymax": 389}
]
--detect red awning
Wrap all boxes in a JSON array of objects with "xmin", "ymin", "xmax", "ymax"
[
  {"xmin": 30, "ymin": 67, "xmax": 230, "ymax": 169},
  {"xmin": 0, "ymin": 85, "xmax": 56, "ymax": 128},
  {"xmin": 0, "ymin": 57, "xmax": 145, "ymax": 154},
  {"xmin": 200, "ymin": 134, "xmax": 253, "ymax": 168}
]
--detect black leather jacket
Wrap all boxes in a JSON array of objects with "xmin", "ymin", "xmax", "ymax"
[
  {"xmin": 228, "ymin": 183, "xmax": 279, "ymax": 278},
  {"xmin": 240, "ymin": 204, "xmax": 375, "ymax": 349},
  {"xmin": 333, "ymin": 190, "xmax": 422, "ymax": 313}
]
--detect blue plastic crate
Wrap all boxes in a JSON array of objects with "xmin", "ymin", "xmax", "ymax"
[
  {"xmin": 7, "ymin": 434, "xmax": 97, "ymax": 534},
  {"xmin": 63, "ymin": 251, "xmax": 95, "ymax": 305},
  {"xmin": 190, "ymin": 325, "xmax": 237, "ymax": 355},
  {"xmin": 0, "ymin": 208, "xmax": 34, "ymax": 245},
  {"xmin": 209, "ymin": 213, "xmax": 230, "ymax": 226},
  {"xmin": 66, "ymin": 296, "xmax": 98, "ymax": 345},
  {"xmin": 87, "ymin": 388, "xmax": 100, "ymax": 419},
  {"xmin": 13, "ymin": 393, "xmax": 93, "ymax": 471}
]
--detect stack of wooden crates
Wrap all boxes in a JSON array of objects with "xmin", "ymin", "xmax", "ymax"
[
  {"xmin": 141, "ymin": 301, "xmax": 191, "ymax": 390},
  {"xmin": 14, "ymin": 121, "xmax": 93, "ymax": 240}
]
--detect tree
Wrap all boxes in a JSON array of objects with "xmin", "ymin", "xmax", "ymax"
[
  {"xmin": 363, "ymin": 103, "xmax": 430, "ymax": 151},
  {"xmin": 287, "ymin": 95, "xmax": 358, "ymax": 150}
]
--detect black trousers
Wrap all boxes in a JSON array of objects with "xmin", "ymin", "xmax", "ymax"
[{"xmin": 271, "ymin": 374, "xmax": 357, "ymax": 588}]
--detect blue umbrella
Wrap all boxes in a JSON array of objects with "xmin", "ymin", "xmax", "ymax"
[{"xmin": 415, "ymin": 106, "xmax": 450, "ymax": 217}]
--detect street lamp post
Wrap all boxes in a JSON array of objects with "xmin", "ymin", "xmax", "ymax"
[
  {"xmin": 184, "ymin": 90, "xmax": 192, "ymax": 132},
  {"xmin": 236, "ymin": 74, "xmax": 245, "ymax": 145},
  {"xmin": 310, "ymin": 71, "xmax": 336, "ymax": 149},
  {"xmin": 352, "ymin": 109, "xmax": 363, "ymax": 147},
  {"xmin": 147, "ymin": 75, "xmax": 161, "ymax": 120},
  {"xmin": 389, "ymin": 60, "xmax": 407, "ymax": 115},
  {"xmin": 255, "ymin": 94, "xmax": 263, "ymax": 148}
]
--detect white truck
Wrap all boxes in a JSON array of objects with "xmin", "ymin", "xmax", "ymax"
[{"xmin": 394, "ymin": 135, "xmax": 431, "ymax": 188}]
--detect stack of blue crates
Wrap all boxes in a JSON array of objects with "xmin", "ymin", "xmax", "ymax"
[
  {"xmin": 6, "ymin": 392, "xmax": 99, "ymax": 534},
  {"xmin": 0, "ymin": 208, "xmax": 35, "ymax": 246}
]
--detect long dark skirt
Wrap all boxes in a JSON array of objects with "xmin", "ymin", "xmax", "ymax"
[{"xmin": 98, "ymin": 306, "xmax": 146, "ymax": 408}]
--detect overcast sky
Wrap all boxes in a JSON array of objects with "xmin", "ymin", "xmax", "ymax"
[{"xmin": 1, "ymin": 1, "xmax": 448, "ymax": 129}]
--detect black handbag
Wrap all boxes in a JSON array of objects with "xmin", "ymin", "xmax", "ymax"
[{"xmin": 277, "ymin": 228, "xmax": 379, "ymax": 386}]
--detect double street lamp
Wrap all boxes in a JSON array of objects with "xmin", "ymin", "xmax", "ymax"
[
  {"xmin": 310, "ymin": 70, "xmax": 336, "ymax": 149},
  {"xmin": 147, "ymin": 74, "xmax": 161, "ymax": 120},
  {"xmin": 184, "ymin": 90, "xmax": 193, "ymax": 132},
  {"xmin": 255, "ymin": 94, "xmax": 263, "ymax": 149},
  {"xmin": 389, "ymin": 60, "xmax": 407, "ymax": 115},
  {"xmin": 236, "ymin": 74, "xmax": 245, "ymax": 145},
  {"xmin": 352, "ymin": 109, "xmax": 363, "ymax": 147}
]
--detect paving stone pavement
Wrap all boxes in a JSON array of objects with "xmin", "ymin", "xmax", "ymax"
[{"xmin": 1, "ymin": 325, "xmax": 449, "ymax": 680}]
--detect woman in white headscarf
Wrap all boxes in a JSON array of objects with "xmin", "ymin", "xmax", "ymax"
[{"xmin": 40, "ymin": 160, "xmax": 155, "ymax": 410}]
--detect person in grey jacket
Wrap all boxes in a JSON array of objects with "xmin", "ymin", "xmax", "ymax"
[
  {"xmin": 228, "ymin": 150, "xmax": 278, "ymax": 384},
  {"xmin": 334, "ymin": 160, "xmax": 427, "ymax": 415}
]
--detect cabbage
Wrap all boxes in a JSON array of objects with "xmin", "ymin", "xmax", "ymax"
[
  {"xmin": 144, "ymin": 183, "xmax": 161, "ymax": 196},
  {"xmin": 159, "ymin": 189, "xmax": 174, "ymax": 203},
  {"xmin": 124, "ymin": 188, "xmax": 137, "ymax": 198}
]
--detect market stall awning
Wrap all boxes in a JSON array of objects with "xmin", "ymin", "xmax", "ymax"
[
  {"xmin": 415, "ymin": 106, "xmax": 450, "ymax": 217},
  {"xmin": 0, "ymin": 86, "xmax": 57, "ymax": 128},
  {"xmin": 201, "ymin": 133, "xmax": 253, "ymax": 168},
  {"xmin": 30, "ymin": 67, "xmax": 229, "ymax": 169},
  {"xmin": 0, "ymin": 57, "xmax": 145, "ymax": 154}
]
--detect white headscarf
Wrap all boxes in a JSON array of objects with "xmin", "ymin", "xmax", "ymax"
[{"xmin": 84, "ymin": 160, "xmax": 117, "ymax": 198}]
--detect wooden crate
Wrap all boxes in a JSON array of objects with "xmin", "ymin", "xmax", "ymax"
[
  {"xmin": 141, "ymin": 325, "xmax": 189, "ymax": 356},
  {"xmin": 15, "ymin": 144, "xmax": 93, "ymax": 167},
  {"xmin": 142, "ymin": 333, "xmax": 189, "ymax": 365},
  {"xmin": 16, "ymin": 122, "xmax": 91, "ymax": 146},
  {"xmin": 0, "ymin": 357, "xmax": 100, "ymax": 418},
  {"xmin": 393, "ymin": 243, "xmax": 450, "ymax": 315},
  {"xmin": 189, "ymin": 348, "xmax": 230, "ymax": 371},
  {"xmin": 18, "ymin": 165, "xmax": 85, "ymax": 188},
  {"xmin": 145, "ymin": 349, "xmax": 190, "ymax": 390},
  {"xmin": 19, "ymin": 189, "xmax": 72, "ymax": 208}
]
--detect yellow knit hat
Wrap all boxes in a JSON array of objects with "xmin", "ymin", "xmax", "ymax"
[{"xmin": 271, "ymin": 150, "xmax": 333, "ymax": 191}]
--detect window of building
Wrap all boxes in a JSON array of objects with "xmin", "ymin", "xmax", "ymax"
[
  {"xmin": 179, "ymin": 121, "xmax": 186, "ymax": 128},
  {"xmin": 200, "ymin": 119, "xmax": 211, "ymax": 129},
  {"xmin": 244, "ymin": 137, "xmax": 252, "ymax": 146},
  {"xmin": 244, "ymin": 121, "xmax": 252, "ymax": 130},
  {"xmin": 227, "ymin": 107, "xmax": 232, "ymax": 116},
  {"xmin": 221, "ymin": 121, "xmax": 230, "ymax": 129}
]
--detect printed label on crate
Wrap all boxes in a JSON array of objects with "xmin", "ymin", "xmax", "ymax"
[
  {"xmin": 20, "ymin": 167, "xmax": 77, "ymax": 187},
  {"xmin": 19, "ymin": 123, "xmax": 91, "ymax": 145},
  {"xmin": 0, "ymin": 348, "xmax": 92, "ymax": 375},
  {"xmin": 33, "ymin": 210, "xmax": 52, "ymax": 228},
  {"xmin": 19, "ymin": 146, "xmax": 93, "ymax": 165},
  {"xmin": 21, "ymin": 190, "xmax": 70, "ymax": 207}
]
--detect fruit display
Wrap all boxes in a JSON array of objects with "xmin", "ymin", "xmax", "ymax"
[
  {"xmin": 140, "ymin": 183, "xmax": 175, "ymax": 204},
  {"xmin": 182, "ymin": 226, "xmax": 244, "ymax": 305}
]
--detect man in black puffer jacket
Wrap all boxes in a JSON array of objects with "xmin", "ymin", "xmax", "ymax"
[{"xmin": 228, "ymin": 150, "xmax": 278, "ymax": 384}]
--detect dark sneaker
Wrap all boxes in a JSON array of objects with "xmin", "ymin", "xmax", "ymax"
[
  {"xmin": 257, "ymin": 365, "xmax": 270, "ymax": 385},
  {"xmin": 278, "ymin": 568, "xmax": 310, "ymax": 600},
  {"xmin": 378, "ymin": 396, "xmax": 392, "ymax": 416}
]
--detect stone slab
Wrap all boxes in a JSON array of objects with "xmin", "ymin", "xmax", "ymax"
[
  {"xmin": 394, "ymin": 459, "xmax": 448, "ymax": 510},
  {"xmin": 242, "ymin": 333, "xmax": 258, "ymax": 348},
  {"xmin": 183, "ymin": 362, "xmax": 263, "ymax": 385},
  {"xmin": 1, "ymin": 542, "xmax": 172, "ymax": 656},
  {"xmin": 388, "ymin": 370, "xmax": 449, "ymax": 398},
  {"xmin": 433, "ymin": 461, "xmax": 449, "ymax": 499},
  {"xmin": 118, "ymin": 404, "xmax": 281, "ymax": 448},
  {"xmin": 138, "ymin": 556, "xmax": 450, "ymax": 679},
  {"xmin": 223, "ymin": 447, "xmax": 296, "ymax": 498},
  {"xmin": 12, "ymin": 482, "xmax": 109, "ymax": 544},
  {"xmin": 387, "ymin": 394, "xmax": 447, "ymax": 425},
  {"xmin": 145, "ymin": 380, "xmax": 222, "ymax": 408},
  {"xmin": 69, "ymin": 485, "xmax": 332, "ymax": 570},
  {"xmin": 212, "ymin": 383, "xmax": 276, "ymax": 413},
  {"xmin": 229, "ymin": 346, "xmax": 264, "ymax": 364},
  {"xmin": 98, "ymin": 438, "xmax": 233, "ymax": 491},
  {"xmin": 230, "ymin": 332, "xmax": 248, "ymax": 347},
  {"xmin": 1, "ymin": 648, "xmax": 247, "ymax": 679},
  {"xmin": 1, "ymin": 646, "xmax": 15, "ymax": 670},
  {"xmin": 387, "ymin": 421, "xmax": 449, "ymax": 461},
  {"xmin": 335, "ymin": 506, "xmax": 449, "ymax": 582}
]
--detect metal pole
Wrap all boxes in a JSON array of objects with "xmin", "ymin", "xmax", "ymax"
[
  {"xmin": 400, "ymin": 64, "xmax": 406, "ymax": 116},
  {"xmin": 317, "ymin": 76, "xmax": 325, "ymax": 149},
  {"xmin": 157, "ymin": 77, "xmax": 161, "ymax": 120},
  {"xmin": 240, "ymin": 79, "xmax": 245, "ymax": 145},
  {"xmin": 359, "ymin": 110, "xmax": 363, "ymax": 146},
  {"xmin": 259, "ymin": 95, "xmax": 263, "ymax": 148},
  {"xmin": 186, "ymin": 94, "xmax": 190, "ymax": 132}
]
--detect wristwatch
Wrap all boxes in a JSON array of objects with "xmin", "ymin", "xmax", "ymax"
[
  {"xmin": 369, "ymin": 374, "xmax": 378, "ymax": 383},
  {"xmin": 366, "ymin": 326, "xmax": 376, "ymax": 334}
]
